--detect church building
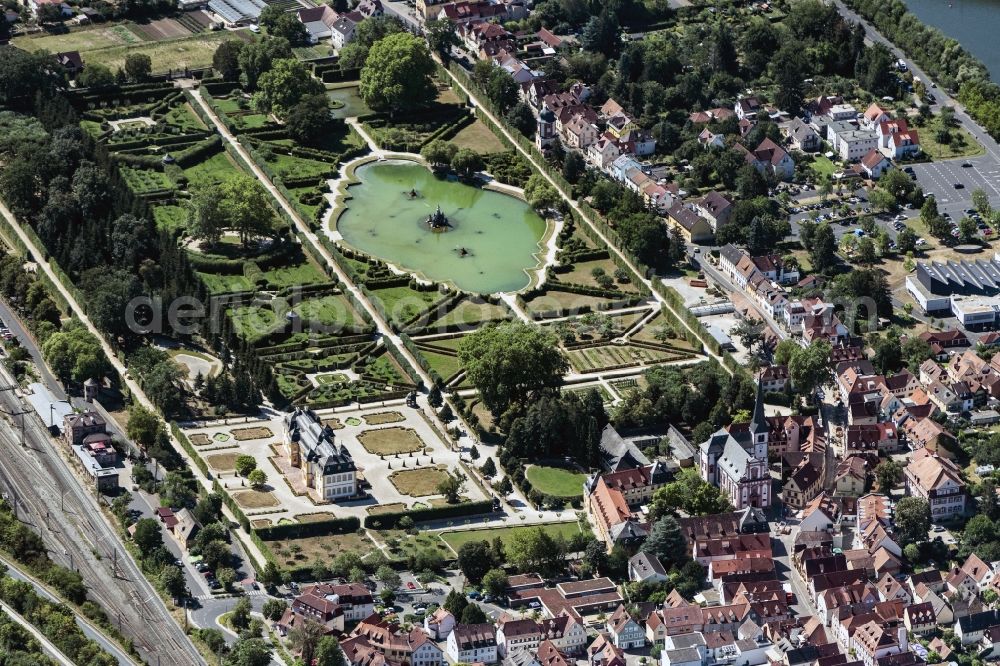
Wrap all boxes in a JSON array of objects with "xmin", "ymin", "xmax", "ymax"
[{"xmin": 698, "ymin": 385, "xmax": 772, "ymax": 509}]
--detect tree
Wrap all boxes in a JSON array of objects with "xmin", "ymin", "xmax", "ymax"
[
  {"xmin": 421, "ymin": 140, "xmax": 457, "ymax": 168},
  {"xmin": 875, "ymin": 459, "xmax": 902, "ymax": 491},
  {"xmin": 461, "ymin": 603, "xmax": 488, "ymax": 624},
  {"xmin": 217, "ymin": 567, "xmax": 237, "ymax": 589},
  {"xmin": 286, "ymin": 94, "xmax": 332, "ymax": 146},
  {"xmin": 459, "ymin": 322, "xmax": 568, "ymax": 420},
  {"xmin": 289, "ymin": 619, "xmax": 326, "ymax": 666},
  {"xmin": 641, "ymin": 516, "xmax": 686, "ymax": 568},
  {"xmin": 443, "ymin": 589, "xmax": 468, "ymax": 618},
  {"xmin": 974, "ymin": 188, "xmax": 993, "ymax": 217},
  {"xmin": 425, "ymin": 19, "xmax": 459, "ymax": 61},
  {"xmin": 507, "ymin": 527, "xmax": 566, "ymax": 577},
  {"xmin": 231, "ymin": 597, "xmax": 253, "ymax": 631},
  {"xmin": 77, "ymin": 64, "xmax": 115, "ymax": 88},
  {"xmin": 856, "ymin": 237, "xmax": 877, "ymax": 266},
  {"xmin": 648, "ymin": 468, "xmax": 732, "ymax": 520},
  {"xmin": 809, "ymin": 222, "xmax": 837, "ymax": 273},
  {"xmin": 732, "ymin": 317, "xmax": 764, "ymax": 355},
  {"xmin": 124, "ymin": 54, "xmax": 152, "ymax": 83},
  {"xmin": 451, "ymin": 148, "xmax": 484, "ymax": 179},
  {"xmin": 788, "ymin": 340, "xmax": 831, "ymax": 401},
  {"xmin": 127, "ymin": 405, "xmax": 162, "ymax": 449},
  {"xmin": 41, "ymin": 320, "xmax": 108, "ymax": 384},
  {"xmin": 220, "ymin": 175, "xmax": 278, "ymax": 246},
  {"xmin": 563, "ymin": 152, "xmax": 585, "ymax": 184},
  {"xmin": 897, "ymin": 227, "xmax": 918, "ymax": 254},
  {"xmin": 482, "ymin": 568, "xmax": 508, "ymax": 598},
  {"xmin": 248, "ymin": 469, "xmax": 267, "ymax": 489},
  {"xmin": 235, "ymin": 454, "xmax": 257, "ymax": 477},
  {"xmin": 524, "ymin": 174, "xmax": 560, "ymax": 212},
  {"xmin": 132, "ymin": 518, "xmax": 163, "ymax": 552},
  {"xmin": 481, "ymin": 458, "xmax": 497, "ymax": 477},
  {"xmin": 959, "ymin": 216, "xmax": 978, "ymax": 243},
  {"xmin": 213, "ymin": 40, "xmax": 245, "ymax": 82},
  {"xmin": 225, "ymin": 638, "xmax": 271, "ymax": 666},
  {"xmin": 262, "ymin": 598, "xmax": 287, "ymax": 622},
  {"xmin": 259, "ymin": 6, "xmax": 309, "ymax": 45},
  {"xmin": 457, "ymin": 541, "xmax": 494, "ymax": 583},
  {"xmin": 437, "ymin": 471, "xmax": 467, "ymax": 504},
  {"xmin": 238, "ymin": 38, "xmax": 292, "ymax": 91},
  {"xmin": 316, "ymin": 637, "xmax": 346, "ymax": 666},
  {"xmin": 506, "ymin": 102, "xmax": 536, "ymax": 137},
  {"xmin": 375, "ymin": 565, "xmax": 401, "ymax": 592},
  {"xmin": 894, "ymin": 496, "xmax": 931, "ymax": 545},
  {"xmin": 580, "ymin": 10, "xmax": 620, "ymax": 57},
  {"xmin": 252, "ymin": 59, "xmax": 325, "ymax": 119},
  {"xmin": 359, "ymin": 33, "xmax": 436, "ymax": 115}
]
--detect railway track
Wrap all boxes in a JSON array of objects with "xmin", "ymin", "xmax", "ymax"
[{"xmin": 0, "ymin": 371, "xmax": 203, "ymax": 666}]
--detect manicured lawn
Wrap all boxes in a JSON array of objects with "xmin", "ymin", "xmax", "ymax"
[
  {"xmin": 919, "ymin": 124, "xmax": 984, "ymax": 160},
  {"xmin": 261, "ymin": 261, "xmax": 329, "ymax": 288},
  {"xmin": 450, "ymin": 120, "xmax": 506, "ymax": 155},
  {"xmin": 164, "ymin": 103, "xmax": 207, "ymax": 132},
  {"xmin": 417, "ymin": 348, "xmax": 463, "ymax": 381},
  {"xmin": 389, "ymin": 467, "xmax": 451, "ymax": 497},
  {"xmin": 265, "ymin": 152, "xmax": 333, "ymax": 180},
  {"xmin": 809, "ymin": 155, "xmax": 837, "ymax": 179},
  {"xmin": 206, "ymin": 452, "xmax": 238, "ymax": 471},
  {"xmin": 232, "ymin": 489, "xmax": 279, "ymax": 509},
  {"xmin": 440, "ymin": 522, "xmax": 587, "ymax": 553},
  {"xmin": 358, "ymin": 427, "xmax": 425, "ymax": 455},
  {"xmin": 524, "ymin": 290, "xmax": 621, "ymax": 317},
  {"xmin": 558, "ymin": 258, "xmax": 638, "ymax": 291},
  {"xmin": 183, "ymin": 151, "xmax": 243, "ymax": 186},
  {"xmin": 371, "ymin": 286, "xmax": 442, "ymax": 325},
  {"xmin": 152, "ymin": 204, "xmax": 188, "ymax": 233},
  {"xmin": 198, "ymin": 272, "xmax": 254, "ymax": 295},
  {"xmin": 525, "ymin": 465, "xmax": 587, "ymax": 498},
  {"xmin": 364, "ymin": 411, "xmax": 405, "ymax": 425},
  {"xmin": 292, "ymin": 294, "xmax": 365, "ymax": 328},
  {"xmin": 566, "ymin": 344, "xmax": 691, "ymax": 373},
  {"xmin": 430, "ymin": 298, "xmax": 512, "ymax": 328}
]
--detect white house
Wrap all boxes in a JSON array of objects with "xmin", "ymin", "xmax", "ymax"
[
  {"xmin": 447, "ymin": 624, "xmax": 498, "ymax": 664},
  {"xmin": 424, "ymin": 608, "xmax": 455, "ymax": 640},
  {"xmin": 606, "ymin": 605, "xmax": 645, "ymax": 649}
]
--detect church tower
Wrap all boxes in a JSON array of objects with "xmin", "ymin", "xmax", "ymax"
[
  {"xmin": 536, "ymin": 107, "xmax": 556, "ymax": 150},
  {"xmin": 748, "ymin": 379, "xmax": 768, "ymax": 461}
]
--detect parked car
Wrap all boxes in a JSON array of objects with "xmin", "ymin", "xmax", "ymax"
[{"xmin": 954, "ymin": 183, "xmax": 965, "ymax": 189}]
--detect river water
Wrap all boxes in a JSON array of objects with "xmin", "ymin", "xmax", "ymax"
[{"xmin": 903, "ymin": 0, "xmax": 1000, "ymax": 80}]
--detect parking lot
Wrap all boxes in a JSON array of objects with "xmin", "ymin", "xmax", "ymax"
[{"xmin": 911, "ymin": 155, "xmax": 1000, "ymax": 217}]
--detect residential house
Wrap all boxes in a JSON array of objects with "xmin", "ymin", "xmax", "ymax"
[
  {"xmin": 850, "ymin": 621, "xmax": 907, "ymax": 666},
  {"xmin": 667, "ymin": 203, "xmax": 714, "ymax": 244},
  {"xmin": 735, "ymin": 96, "xmax": 762, "ymax": 120},
  {"xmin": 296, "ymin": 5, "xmax": 338, "ymax": 43},
  {"xmin": 606, "ymin": 605, "xmax": 645, "ymax": 649},
  {"xmin": 827, "ymin": 120, "xmax": 878, "ymax": 162},
  {"xmin": 629, "ymin": 552, "xmax": 667, "ymax": 583},
  {"xmin": 784, "ymin": 460, "xmax": 823, "ymax": 510},
  {"xmin": 785, "ymin": 118, "xmax": 820, "ymax": 152},
  {"xmin": 903, "ymin": 603, "xmax": 936, "ymax": 635},
  {"xmin": 904, "ymin": 448, "xmax": 966, "ymax": 521},
  {"xmin": 800, "ymin": 492, "xmax": 842, "ymax": 533},
  {"xmin": 859, "ymin": 150, "xmax": 891, "ymax": 179},
  {"xmin": 692, "ymin": 192, "xmax": 734, "ymax": 231},
  {"xmin": 737, "ymin": 138, "xmax": 795, "ymax": 180},
  {"xmin": 863, "ymin": 103, "xmax": 891, "ymax": 128},
  {"xmin": 330, "ymin": 12, "xmax": 362, "ymax": 50},
  {"xmin": 877, "ymin": 119, "xmax": 920, "ymax": 160},
  {"xmin": 447, "ymin": 624, "xmax": 498, "ymax": 664},
  {"xmin": 834, "ymin": 457, "xmax": 868, "ymax": 496},
  {"xmin": 424, "ymin": 608, "xmax": 455, "ymax": 640},
  {"xmin": 497, "ymin": 618, "xmax": 542, "ymax": 657},
  {"xmin": 956, "ymin": 610, "xmax": 1000, "ymax": 645}
]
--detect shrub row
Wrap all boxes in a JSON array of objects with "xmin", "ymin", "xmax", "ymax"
[
  {"xmin": 362, "ymin": 500, "xmax": 496, "ymax": 529},
  {"xmin": 253, "ymin": 516, "xmax": 361, "ymax": 541}
]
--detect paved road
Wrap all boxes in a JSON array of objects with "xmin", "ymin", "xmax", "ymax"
[{"xmin": 0, "ymin": 553, "xmax": 137, "ymax": 665}]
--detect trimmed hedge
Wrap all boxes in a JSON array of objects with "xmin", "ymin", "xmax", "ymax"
[
  {"xmin": 363, "ymin": 500, "xmax": 495, "ymax": 528},
  {"xmin": 253, "ymin": 516, "xmax": 360, "ymax": 541}
]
